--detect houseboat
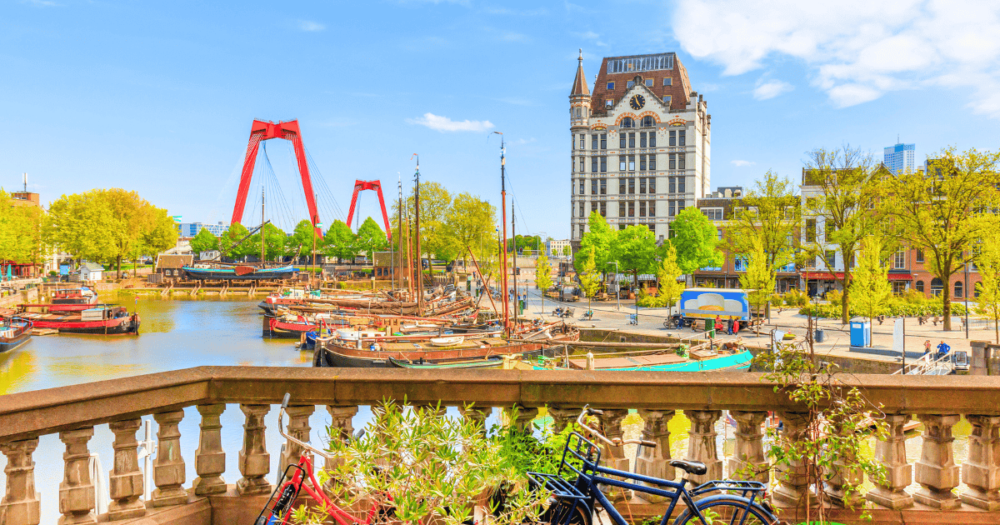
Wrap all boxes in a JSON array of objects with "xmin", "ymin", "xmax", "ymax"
[
  {"xmin": 0, "ymin": 317, "xmax": 32, "ymax": 353},
  {"xmin": 17, "ymin": 305, "xmax": 140, "ymax": 335}
]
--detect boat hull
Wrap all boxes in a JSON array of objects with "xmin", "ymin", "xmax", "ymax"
[
  {"xmin": 0, "ymin": 320, "xmax": 32, "ymax": 353},
  {"xmin": 263, "ymin": 316, "xmax": 318, "ymax": 338},
  {"xmin": 183, "ymin": 266, "xmax": 296, "ymax": 281},
  {"xmin": 29, "ymin": 315, "xmax": 140, "ymax": 335}
]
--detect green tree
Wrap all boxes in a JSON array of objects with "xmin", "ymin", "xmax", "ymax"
[
  {"xmin": 740, "ymin": 237, "xmax": 776, "ymax": 334},
  {"xmin": 879, "ymin": 147, "xmax": 1000, "ymax": 330},
  {"xmin": 286, "ymin": 219, "xmax": 322, "ymax": 261},
  {"xmin": 849, "ymin": 236, "xmax": 892, "ymax": 346},
  {"xmin": 728, "ymin": 171, "xmax": 800, "ymax": 292},
  {"xmin": 562, "ymin": 246, "xmax": 571, "ymax": 258},
  {"xmin": 975, "ymin": 238, "xmax": 1000, "ymax": 343},
  {"xmin": 612, "ymin": 225, "xmax": 657, "ymax": 292},
  {"xmin": 444, "ymin": 193, "xmax": 496, "ymax": 270},
  {"xmin": 669, "ymin": 207, "xmax": 723, "ymax": 277},
  {"xmin": 657, "ymin": 243, "xmax": 685, "ymax": 314},
  {"xmin": 535, "ymin": 253, "xmax": 553, "ymax": 315},
  {"xmin": 246, "ymin": 223, "xmax": 287, "ymax": 262},
  {"xmin": 322, "ymin": 219, "xmax": 359, "ymax": 262},
  {"xmin": 189, "ymin": 227, "xmax": 219, "ymax": 255},
  {"xmin": 355, "ymin": 217, "xmax": 389, "ymax": 259},
  {"xmin": 219, "ymin": 222, "xmax": 251, "ymax": 260},
  {"xmin": 575, "ymin": 212, "xmax": 614, "ymax": 276},
  {"xmin": 0, "ymin": 189, "xmax": 44, "ymax": 268},
  {"xmin": 140, "ymin": 208, "xmax": 179, "ymax": 260},
  {"xmin": 577, "ymin": 247, "xmax": 601, "ymax": 311}
]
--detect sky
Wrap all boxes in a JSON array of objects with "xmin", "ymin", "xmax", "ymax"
[{"xmin": 2, "ymin": 0, "xmax": 999, "ymax": 240}]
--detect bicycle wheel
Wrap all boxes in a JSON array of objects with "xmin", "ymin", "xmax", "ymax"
[
  {"xmin": 674, "ymin": 496, "xmax": 778, "ymax": 525},
  {"xmin": 540, "ymin": 499, "xmax": 591, "ymax": 525}
]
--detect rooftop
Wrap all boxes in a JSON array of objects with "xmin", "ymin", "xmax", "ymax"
[{"xmin": 588, "ymin": 51, "xmax": 692, "ymax": 116}]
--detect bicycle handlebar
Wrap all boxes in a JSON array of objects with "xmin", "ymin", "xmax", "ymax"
[
  {"xmin": 277, "ymin": 393, "xmax": 339, "ymax": 462},
  {"xmin": 576, "ymin": 405, "xmax": 657, "ymax": 449}
]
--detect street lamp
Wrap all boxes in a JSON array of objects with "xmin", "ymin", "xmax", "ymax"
[{"xmin": 607, "ymin": 261, "xmax": 621, "ymax": 311}]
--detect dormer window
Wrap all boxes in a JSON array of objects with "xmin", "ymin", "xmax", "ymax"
[
  {"xmin": 626, "ymin": 81, "xmax": 634, "ymax": 89},
  {"xmin": 605, "ymin": 99, "xmax": 613, "ymax": 108},
  {"xmin": 607, "ymin": 82, "xmax": 615, "ymax": 90}
]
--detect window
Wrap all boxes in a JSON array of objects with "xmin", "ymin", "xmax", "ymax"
[
  {"xmin": 639, "ymin": 178, "xmax": 647, "ymax": 193},
  {"xmin": 649, "ymin": 177, "xmax": 656, "ymax": 193},
  {"xmin": 645, "ymin": 79, "xmax": 653, "ymax": 87},
  {"xmin": 628, "ymin": 178, "xmax": 635, "ymax": 194},
  {"xmin": 916, "ymin": 250, "xmax": 924, "ymax": 264},
  {"xmin": 619, "ymin": 178, "xmax": 626, "ymax": 194},
  {"xmin": 703, "ymin": 207, "xmax": 723, "ymax": 220},
  {"xmin": 629, "ymin": 133, "xmax": 636, "ymax": 148},
  {"xmin": 640, "ymin": 132, "xmax": 647, "ymax": 148},
  {"xmin": 825, "ymin": 251, "xmax": 837, "ymax": 268},
  {"xmin": 664, "ymin": 95, "xmax": 672, "ymax": 105},
  {"xmin": 591, "ymin": 179, "xmax": 598, "ymax": 195},
  {"xmin": 628, "ymin": 201, "xmax": 635, "ymax": 217},
  {"xmin": 627, "ymin": 81, "xmax": 634, "ymax": 89},
  {"xmin": 649, "ymin": 155, "xmax": 656, "ymax": 171},
  {"xmin": 916, "ymin": 280, "xmax": 925, "ymax": 293},
  {"xmin": 579, "ymin": 180, "xmax": 584, "ymax": 195},
  {"xmin": 805, "ymin": 219, "xmax": 817, "ymax": 242},
  {"xmin": 572, "ymin": 134, "xmax": 575, "ymax": 150},
  {"xmin": 620, "ymin": 134, "xmax": 626, "ymax": 149},
  {"xmin": 600, "ymin": 134, "xmax": 607, "ymax": 149},
  {"xmin": 591, "ymin": 157, "xmax": 598, "ymax": 173},
  {"xmin": 591, "ymin": 201, "xmax": 598, "ymax": 213},
  {"xmin": 893, "ymin": 249, "xmax": 906, "ymax": 270},
  {"xmin": 622, "ymin": 117, "xmax": 635, "ymax": 128},
  {"xmin": 955, "ymin": 280, "xmax": 964, "ymax": 299},
  {"xmin": 649, "ymin": 133, "xmax": 656, "ymax": 148},
  {"xmin": 600, "ymin": 156, "xmax": 607, "ymax": 173},
  {"xmin": 669, "ymin": 154, "xmax": 676, "ymax": 170},
  {"xmin": 619, "ymin": 156, "xmax": 626, "ymax": 172},
  {"xmin": 579, "ymin": 202, "xmax": 585, "ymax": 217},
  {"xmin": 668, "ymin": 200, "xmax": 676, "ymax": 217},
  {"xmin": 607, "ymin": 82, "xmax": 615, "ymax": 90},
  {"xmin": 641, "ymin": 116, "xmax": 655, "ymax": 127},
  {"xmin": 931, "ymin": 278, "xmax": 944, "ymax": 296},
  {"xmin": 605, "ymin": 99, "xmax": 613, "ymax": 108},
  {"xmin": 575, "ymin": 108, "xmax": 581, "ymax": 118},
  {"xmin": 678, "ymin": 130, "xmax": 686, "ymax": 146},
  {"xmin": 640, "ymin": 155, "xmax": 647, "ymax": 171},
  {"xmin": 619, "ymin": 201, "xmax": 626, "ymax": 217},
  {"xmin": 600, "ymin": 179, "xmax": 607, "ymax": 195},
  {"xmin": 678, "ymin": 176, "xmax": 685, "ymax": 193},
  {"xmin": 578, "ymin": 134, "xmax": 585, "ymax": 149},
  {"xmin": 600, "ymin": 202, "xmax": 607, "ymax": 217},
  {"xmin": 669, "ymin": 177, "xmax": 676, "ymax": 193},
  {"xmin": 579, "ymin": 157, "xmax": 585, "ymax": 173},
  {"xmin": 639, "ymin": 201, "xmax": 647, "ymax": 217},
  {"xmin": 628, "ymin": 155, "xmax": 635, "ymax": 171},
  {"xmin": 591, "ymin": 134, "xmax": 598, "ymax": 149},
  {"xmin": 663, "ymin": 78, "xmax": 672, "ymax": 86},
  {"xmin": 669, "ymin": 130, "xmax": 676, "ymax": 146},
  {"xmin": 678, "ymin": 154, "xmax": 686, "ymax": 170},
  {"xmin": 735, "ymin": 256, "xmax": 748, "ymax": 272}
]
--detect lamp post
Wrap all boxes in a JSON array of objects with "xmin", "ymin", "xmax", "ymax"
[{"xmin": 607, "ymin": 261, "xmax": 620, "ymax": 311}]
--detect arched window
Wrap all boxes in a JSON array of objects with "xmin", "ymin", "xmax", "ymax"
[
  {"xmin": 915, "ymin": 280, "xmax": 924, "ymax": 293},
  {"xmin": 641, "ymin": 116, "xmax": 656, "ymax": 127},
  {"xmin": 931, "ymin": 278, "xmax": 944, "ymax": 296},
  {"xmin": 955, "ymin": 280, "xmax": 963, "ymax": 298},
  {"xmin": 621, "ymin": 117, "xmax": 635, "ymax": 128}
]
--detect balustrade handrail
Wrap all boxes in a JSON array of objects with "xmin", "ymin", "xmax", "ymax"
[{"xmin": 2, "ymin": 366, "xmax": 999, "ymax": 443}]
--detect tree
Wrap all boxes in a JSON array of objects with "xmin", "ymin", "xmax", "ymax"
[
  {"xmin": 728, "ymin": 171, "xmax": 800, "ymax": 298},
  {"xmin": 669, "ymin": 207, "xmax": 723, "ymax": 277},
  {"xmin": 219, "ymin": 222, "xmax": 251, "ymax": 260},
  {"xmin": 577, "ymin": 247, "xmax": 601, "ymax": 311},
  {"xmin": 974, "ymin": 238, "xmax": 1000, "ymax": 344},
  {"xmin": 189, "ymin": 227, "xmax": 219, "ymax": 255},
  {"xmin": 322, "ymin": 219, "xmax": 358, "ymax": 262},
  {"xmin": 575, "ymin": 212, "xmax": 614, "ymax": 276},
  {"xmin": 803, "ymin": 146, "xmax": 884, "ymax": 324},
  {"xmin": 355, "ymin": 217, "xmax": 389, "ymax": 259},
  {"xmin": 880, "ymin": 147, "xmax": 1000, "ymax": 330},
  {"xmin": 444, "ymin": 193, "xmax": 496, "ymax": 270},
  {"xmin": 740, "ymin": 237, "xmax": 776, "ymax": 334},
  {"xmin": 140, "ymin": 208, "xmax": 179, "ymax": 260},
  {"xmin": 612, "ymin": 225, "xmax": 658, "ymax": 292},
  {"xmin": 657, "ymin": 243, "xmax": 685, "ymax": 315},
  {"xmin": 286, "ymin": 219, "xmax": 321, "ymax": 261},
  {"xmin": 0, "ymin": 190, "xmax": 44, "ymax": 269},
  {"xmin": 850, "ymin": 237, "xmax": 892, "ymax": 346},
  {"xmin": 562, "ymin": 246, "xmax": 571, "ymax": 258},
  {"xmin": 247, "ymin": 223, "xmax": 287, "ymax": 262},
  {"xmin": 535, "ymin": 253, "xmax": 553, "ymax": 315}
]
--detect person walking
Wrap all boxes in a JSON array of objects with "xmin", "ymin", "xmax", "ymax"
[
  {"xmin": 923, "ymin": 339, "xmax": 932, "ymax": 356},
  {"xmin": 727, "ymin": 317, "xmax": 734, "ymax": 336}
]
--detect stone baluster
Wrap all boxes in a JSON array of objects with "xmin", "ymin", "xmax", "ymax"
[
  {"xmin": 683, "ymin": 410, "xmax": 722, "ymax": 485},
  {"xmin": 151, "ymin": 411, "xmax": 187, "ymax": 507},
  {"xmin": 279, "ymin": 405, "xmax": 316, "ymax": 477},
  {"xmin": 728, "ymin": 411, "xmax": 768, "ymax": 483},
  {"xmin": 961, "ymin": 415, "xmax": 1000, "ymax": 510},
  {"xmin": 458, "ymin": 405, "xmax": 491, "ymax": 431},
  {"xmin": 238, "ymin": 404, "xmax": 272, "ymax": 495},
  {"xmin": 107, "ymin": 419, "xmax": 145, "ymax": 519},
  {"xmin": 547, "ymin": 407, "xmax": 580, "ymax": 434},
  {"xmin": 866, "ymin": 414, "xmax": 914, "ymax": 510},
  {"xmin": 635, "ymin": 410, "xmax": 675, "ymax": 503},
  {"xmin": 913, "ymin": 414, "xmax": 961, "ymax": 509},
  {"xmin": 824, "ymin": 417, "xmax": 863, "ymax": 508},
  {"xmin": 1, "ymin": 438, "xmax": 40, "ymax": 525},
  {"xmin": 772, "ymin": 411, "xmax": 810, "ymax": 506},
  {"xmin": 504, "ymin": 405, "xmax": 539, "ymax": 433},
  {"xmin": 193, "ymin": 404, "xmax": 227, "ymax": 496},
  {"xmin": 58, "ymin": 428, "xmax": 97, "ymax": 525},
  {"xmin": 325, "ymin": 406, "xmax": 358, "ymax": 473},
  {"xmin": 595, "ymin": 409, "xmax": 630, "ymax": 500}
]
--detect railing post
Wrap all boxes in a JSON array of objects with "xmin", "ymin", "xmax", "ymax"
[
  {"xmin": 824, "ymin": 418, "xmax": 864, "ymax": 508},
  {"xmin": 325, "ymin": 406, "xmax": 358, "ymax": 472},
  {"xmin": 58, "ymin": 428, "xmax": 97, "ymax": 525},
  {"xmin": 684, "ymin": 410, "xmax": 722, "ymax": 485},
  {"xmin": 279, "ymin": 405, "xmax": 316, "ymax": 478},
  {"xmin": 961, "ymin": 414, "xmax": 1000, "ymax": 510},
  {"xmin": 913, "ymin": 414, "xmax": 961, "ymax": 509},
  {"xmin": 547, "ymin": 407, "xmax": 580, "ymax": 434},
  {"xmin": 728, "ymin": 410, "xmax": 768, "ymax": 483},
  {"xmin": 866, "ymin": 414, "xmax": 914, "ymax": 510},
  {"xmin": 772, "ymin": 411, "xmax": 810, "ymax": 506},
  {"xmin": 458, "ymin": 405, "xmax": 491, "ymax": 431},
  {"xmin": 504, "ymin": 406, "xmax": 539, "ymax": 433},
  {"xmin": 193, "ymin": 404, "xmax": 227, "ymax": 496},
  {"xmin": 635, "ymin": 409, "xmax": 675, "ymax": 503},
  {"xmin": 596, "ymin": 409, "xmax": 630, "ymax": 500},
  {"xmin": 0, "ymin": 438, "xmax": 40, "ymax": 525},
  {"xmin": 151, "ymin": 411, "xmax": 187, "ymax": 507},
  {"xmin": 238, "ymin": 404, "xmax": 272, "ymax": 496},
  {"xmin": 107, "ymin": 419, "xmax": 145, "ymax": 520}
]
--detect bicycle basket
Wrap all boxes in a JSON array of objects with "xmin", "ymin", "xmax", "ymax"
[
  {"xmin": 526, "ymin": 432, "xmax": 600, "ymax": 502},
  {"xmin": 255, "ymin": 464, "xmax": 306, "ymax": 525}
]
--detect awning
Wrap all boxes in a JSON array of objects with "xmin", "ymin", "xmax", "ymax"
[
  {"xmin": 887, "ymin": 273, "xmax": 912, "ymax": 281},
  {"xmin": 802, "ymin": 272, "xmax": 845, "ymax": 280}
]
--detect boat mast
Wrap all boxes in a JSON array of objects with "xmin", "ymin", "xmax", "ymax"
[
  {"xmin": 260, "ymin": 186, "xmax": 266, "ymax": 266},
  {"xmin": 413, "ymin": 154, "xmax": 423, "ymax": 315},
  {"xmin": 494, "ymin": 132, "xmax": 510, "ymax": 337},
  {"xmin": 511, "ymin": 199, "xmax": 518, "ymax": 327},
  {"xmin": 398, "ymin": 174, "xmax": 403, "ymax": 293}
]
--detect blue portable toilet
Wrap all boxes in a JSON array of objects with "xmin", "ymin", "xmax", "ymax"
[{"xmin": 850, "ymin": 318, "xmax": 870, "ymax": 347}]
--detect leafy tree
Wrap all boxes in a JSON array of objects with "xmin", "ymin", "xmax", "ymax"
[
  {"xmin": 445, "ymin": 192, "xmax": 496, "ymax": 270},
  {"xmin": 577, "ymin": 247, "xmax": 601, "ymax": 311},
  {"xmin": 322, "ymin": 219, "xmax": 359, "ymax": 262},
  {"xmin": 803, "ymin": 146, "xmax": 884, "ymax": 324},
  {"xmin": 657, "ymin": 243, "xmax": 685, "ymax": 314},
  {"xmin": 575, "ymin": 212, "xmax": 614, "ymax": 276},
  {"xmin": 141, "ymin": 208, "xmax": 179, "ymax": 260},
  {"xmin": 879, "ymin": 147, "xmax": 1000, "ymax": 330},
  {"xmin": 246, "ymin": 223, "xmax": 287, "ymax": 262},
  {"xmin": 669, "ymin": 207, "xmax": 723, "ymax": 276},
  {"xmin": 974, "ymin": 237, "xmax": 1000, "ymax": 343},
  {"xmin": 612, "ymin": 225, "xmax": 657, "ymax": 292},
  {"xmin": 562, "ymin": 246, "xmax": 571, "ymax": 258},
  {"xmin": 850, "ymin": 236, "xmax": 892, "ymax": 346},
  {"xmin": 0, "ymin": 189, "xmax": 44, "ymax": 268},
  {"xmin": 219, "ymin": 222, "xmax": 251, "ymax": 260},
  {"xmin": 285, "ymin": 219, "xmax": 322, "ymax": 261},
  {"xmin": 728, "ymin": 171, "xmax": 800, "ymax": 294},
  {"xmin": 740, "ymin": 237, "xmax": 775, "ymax": 333},
  {"xmin": 189, "ymin": 227, "xmax": 219, "ymax": 255},
  {"xmin": 535, "ymin": 253, "xmax": 553, "ymax": 315},
  {"xmin": 355, "ymin": 217, "xmax": 389, "ymax": 259}
]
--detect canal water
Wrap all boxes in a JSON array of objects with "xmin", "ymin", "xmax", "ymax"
[{"xmin": 0, "ymin": 295, "xmax": 973, "ymax": 522}]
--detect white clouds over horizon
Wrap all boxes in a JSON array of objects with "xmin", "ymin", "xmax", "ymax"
[
  {"xmin": 731, "ymin": 160, "xmax": 755, "ymax": 167},
  {"xmin": 753, "ymin": 79, "xmax": 793, "ymax": 100},
  {"xmin": 407, "ymin": 113, "xmax": 494, "ymax": 132},
  {"xmin": 672, "ymin": 0, "xmax": 1000, "ymax": 117}
]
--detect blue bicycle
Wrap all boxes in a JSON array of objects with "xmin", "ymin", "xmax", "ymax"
[{"xmin": 529, "ymin": 407, "xmax": 782, "ymax": 525}]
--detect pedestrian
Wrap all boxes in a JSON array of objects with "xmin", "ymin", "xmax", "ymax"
[
  {"xmin": 936, "ymin": 340, "xmax": 951, "ymax": 359},
  {"xmin": 714, "ymin": 316, "xmax": 723, "ymax": 334},
  {"xmin": 917, "ymin": 315, "xmax": 924, "ymax": 326},
  {"xmin": 734, "ymin": 319, "xmax": 740, "ymax": 335},
  {"xmin": 923, "ymin": 340, "xmax": 931, "ymax": 355},
  {"xmin": 727, "ymin": 317, "xmax": 734, "ymax": 335},
  {"xmin": 933, "ymin": 315, "xmax": 940, "ymax": 327}
]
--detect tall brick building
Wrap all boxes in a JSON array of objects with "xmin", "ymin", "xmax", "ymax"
[{"xmin": 569, "ymin": 51, "xmax": 711, "ymax": 246}]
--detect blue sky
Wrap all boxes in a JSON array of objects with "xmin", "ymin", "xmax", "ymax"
[{"xmin": 3, "ymin": 0, "xmax": 998, "ymax": 239}]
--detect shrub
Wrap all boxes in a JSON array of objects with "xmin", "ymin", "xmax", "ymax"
[
  {"xmin": 770, "ymin": 294, "xmax": 783, "ymax": 307},
  {"xmin": 799, "ymin": 296, "xmax": 966, "ymax": 318},
  {"xmin": 825, "ymin": 289, "xmax": 843, "ymax": 307}
]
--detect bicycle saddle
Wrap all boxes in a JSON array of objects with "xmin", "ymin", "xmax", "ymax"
[{"xmin": 670, "ymin": 459, "xmax": 707, "ymax": 475}]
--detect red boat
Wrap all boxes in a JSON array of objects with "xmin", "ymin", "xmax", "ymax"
[
  {"xmin": 17, "ymin": 305, "xmax": 140, "ymax": 335},
  {"xmin": 19, "ymin": 303, "xmax": 105, "ymax": 313},
  {"xmin": 50, "ymin": 288, "xmax": 99, "ymax": 305}
]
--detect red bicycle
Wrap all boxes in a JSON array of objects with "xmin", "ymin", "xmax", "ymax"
[{"xmin": 255, "ymin": 394, "xmax": 390, "ymax": 525}]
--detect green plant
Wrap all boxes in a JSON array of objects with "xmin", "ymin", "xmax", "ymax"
[
  {"xmin": 770, "ymin": 293, "xmax": 783, "ymax": 307},
  {"xmin": 825, "ymin": 289, "xmax": 843, "ymax": 307}
]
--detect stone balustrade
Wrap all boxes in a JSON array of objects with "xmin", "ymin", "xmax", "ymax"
[{"xmin": 0, "ymin": 367, "xmax": 999, "ymax": 525}]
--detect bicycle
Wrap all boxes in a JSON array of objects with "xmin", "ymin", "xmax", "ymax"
[
  {"xmin": 529, "ymin": 407, "xmax": 782, "ymax": 525},
  {"xmin": 255, "ymin": 394, "xmax": 390, "ymax": 525}
]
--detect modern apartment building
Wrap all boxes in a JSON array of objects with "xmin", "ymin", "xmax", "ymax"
[
  {"xmin": 177, "ymin": 221, "xmax": 229, "ymax": 238},
  {"xmin": 884, "ymin": 142, "xmax": 915, "ymax": 174},
  {"xmin": 569, "ymin": 51, "xmax": 711, "ymax": 247}
]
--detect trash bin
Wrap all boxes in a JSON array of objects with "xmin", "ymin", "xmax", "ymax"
[
  {"xmin": 815, "ymin": 329, "xmax": 826, "ymax": 343},
  {"xmin": 849, "ymin": 318, "xmax": 870, "ymax": 347}
]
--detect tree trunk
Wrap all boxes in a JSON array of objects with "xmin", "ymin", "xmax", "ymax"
[
  {"xmin": 942, "ymin": 278, "xmax": 952, "ymax": 331},
  {"xmin": 840, "ymin": 275, "xmax": 851, "ymax": 324},
  {"xmin": 116, "ymin": 256, "xmax": 122, "ymax": 280}
]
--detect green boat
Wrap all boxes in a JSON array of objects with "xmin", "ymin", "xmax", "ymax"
[
  {"xmin": 534, "ymin": 350, "xmax": 753, "ymax": 372},
  {"xmin": 388, "ymin": 356, "xmax": 503, "ymax": 369}
]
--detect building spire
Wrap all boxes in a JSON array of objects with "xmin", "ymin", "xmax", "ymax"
[{"xmin": 571, "ymin": 49, "xmax": 590, "ymax": 97}]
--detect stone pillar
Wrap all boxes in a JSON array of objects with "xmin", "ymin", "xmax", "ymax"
[
  {"xmin": 728, "ymin": 411, "xmax": 768, "ymax": 483},
  {"xmin": 913, "ymin": 414, "xmax": 961, "ymax": 509},
  {"xmin": 824, "ymin": 418, "xmax": 864, "ymax": 508},
  {"xmin": 961, "ymin": 415, "xmax": 1000, "ymax": 510},
  {"xmin": 1, "ymin": 438, "xmax": 40, "ymax": 525},
  {"xmin": 151, "ymin": 411, "xmax": 187, "ymax": 507},
  {"xmin": 458, "ymin": 405, "xmax": 491, "ymax": 431},
  {"xmin": 278, "ymin": 405, "xmax": 316, "ymax": 477},
  {"xmin": 772, "ymin": 411, "xmax": 810, "ymax": 506},
  {"xmin": 325, "ymin": 405, "xmax": 358, "ymax": 472},
  {"xmin": 58, "ymin": 428, "xmax": 97, "ymax": 525},
  {"xmin": 547, "ymin": 407, "xmax": 580, "ymax": 434},
  {"xmin": 866, "ymin": 414, "xmax": 914, "ymax": 510},
  {"xmin": 504, "ymin": 406, "xmax": 539, "ymax": 433},
  {"xmin": 193, "ymin": 404, "xmax": 227, "ymax": 496},
  {"xmin": 684, "ymin": 410, "xmax": 722, "ymax": 485},
  {"xmin": 107, "ymin": 419, "xmax": 145, "ymax": 520},
  {"xmin": 596, "ymin": 409, "xmax": 630, "ymax": 501},
  {"xmin": 238, "ymin": 404, "xmax": 272, "ymax": 496},
  {"xmin": 635, "ymin": 410, "xmax": 675, "ymax": 503}
]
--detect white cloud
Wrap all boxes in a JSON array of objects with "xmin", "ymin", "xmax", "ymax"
[
  {"xmin": 407, "ymin": 113, "xmax": 494, "ymax": 132},
  {"xmin": 731, "ymin": 160, "xmax": 755, "ymax": 167},
  {"xmin": 298, "ymin": 20, "xmax": 325, "ymax": 32},
  {"xmin": 672, "ymin": 0, "xmax": 1000, "ymax": 117},
  {"xmin": 753, "ymin": 79, "xmax": 793, "ymax": 100}
]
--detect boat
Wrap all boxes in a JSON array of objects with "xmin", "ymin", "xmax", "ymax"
[
  {"xmin": 16, "ymin": 306, "xmax": 140, "ymax": 335},
  {"xmin": 388, "ymin": 356, "xmax": 502, "ymax": 369},
  {"xmin": 20, "ymin": 302, "xmax": 114, "ymax": 313},
  {"xmin": 0, "ymin": 317, "xmax": 32, "ymax": 353},
  {"xmin": 50, "ymin": 287, "xmax": 98, "ymax": 306},
  {"xmin": 182, "ymin": 265, "xmax": 297, "ymax": 281},
  {"xmin": 263, "ymin": 314, "xmax": 319, "ymax": 338},
  {"xmin": 429, "ymin": 336, "xmax": 464, "ymax": 347}
]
